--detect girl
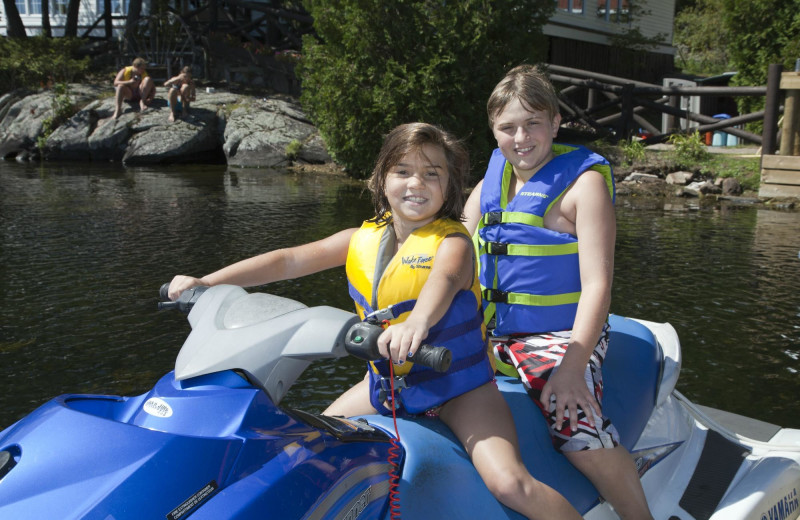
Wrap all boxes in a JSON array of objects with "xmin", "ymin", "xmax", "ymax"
[{"xmin": 169, "ymin": 122, "xmax": 582, "ymax": 520}]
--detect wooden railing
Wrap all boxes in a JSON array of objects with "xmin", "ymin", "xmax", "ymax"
[{"xmin": 548, "ymin": 64, "xmax": 769, "ymax": 146}]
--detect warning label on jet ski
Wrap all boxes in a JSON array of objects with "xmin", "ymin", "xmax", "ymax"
[{"xmin": 167, "ymin": 480, "xmax": 218, "ymax": 519}]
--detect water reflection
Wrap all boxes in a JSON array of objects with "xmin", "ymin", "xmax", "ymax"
[{"xmin": 1, "ymin": 161, "xmax": 798, "ymax": 430}]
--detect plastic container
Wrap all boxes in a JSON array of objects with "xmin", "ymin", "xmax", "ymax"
[{"xmin": 713, "ymin": 113, "xmax": 731, "ymax": 146}]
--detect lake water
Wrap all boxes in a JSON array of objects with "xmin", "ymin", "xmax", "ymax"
[{"xmin": 1, "ymin": 161, "xmax": 799, "ymax": 430}]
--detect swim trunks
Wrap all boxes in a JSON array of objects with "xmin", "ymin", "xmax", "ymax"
[{"xmin": 491, "ymin": 323, "xmax": 619, "ymax": 452}]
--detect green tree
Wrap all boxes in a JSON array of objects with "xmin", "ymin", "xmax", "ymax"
[
  {"xmin": 673, "ymin": 0, "xmax": 731, "ymax": 75},
  {"xmin": 723, "ymin": 0, "xmax": 800, "ymax": 115},
  {"xmin": 298, "ymin": 0, "xmax": 553, "ymax": 178}
]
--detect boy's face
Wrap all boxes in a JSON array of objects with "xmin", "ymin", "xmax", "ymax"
[{"xmin": 491, "ymin": 97, "xmax": 560, "ymax": 178}]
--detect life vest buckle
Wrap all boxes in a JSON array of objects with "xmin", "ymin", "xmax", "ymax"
[
  {"xmin": 486, "ymin": 241, "xmax": 508, "ymax": 255},
  {"xmin": 366, "ymin": 305, "xmax": 396, "ymax": 325},
  {"xmin": 378, "ymin": 375, "xmax": 407, "ymax": 409},
  {"xmin": 483, "ymin": 211, "xmax": 503, "ymax": 226},
  {"xmin": 482, "ymin": 288, "xmax": 508, "ymax": 303}
]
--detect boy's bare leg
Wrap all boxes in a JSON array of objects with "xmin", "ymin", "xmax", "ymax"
[
  {"xmin": 140, "ymin": 77, "xmax": 155, "ymax": 111},
  {"xmin": 112, "ymin": 85, "xmax": 131, "ymax": 119},
  {"xmin": 565, "ymin": 446, "xmax": 653, "ymax": 520}
]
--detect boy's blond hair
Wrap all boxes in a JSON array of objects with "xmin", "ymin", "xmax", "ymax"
[
  {"xmin": 487, "ymin": 64, "xmax": 560, "ymax": 127},
  {"xmin": 132, "ymin": 57, "xmax": 147, "ymax": 69}
]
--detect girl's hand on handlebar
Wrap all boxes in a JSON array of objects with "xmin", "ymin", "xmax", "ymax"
[
  {"xmin": 377, "ymin": 318, "xmax": 429, "ymax": 365},
  {"xmin": 168, "ymin": 275, "xmax": 204, "ymax": 301}
]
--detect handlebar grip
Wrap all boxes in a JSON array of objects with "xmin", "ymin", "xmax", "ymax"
[
  {"xmin": 344, "ymin": 322, "xmax": 452, "ymax": 373},
  {"xmin": 159, "ymin": 283, "xmax": 170, "ymax": 302},
  {"xmin": 409, "ymin": 343, "xmax": 452, "ymax": 373}
]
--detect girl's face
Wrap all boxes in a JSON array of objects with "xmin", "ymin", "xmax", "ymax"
[
  {"xmin": 384, "ymin": 143, "xmax": 449, "ymax": 230},
  {"xmin": 491, "ymin": 97, "xmax": 560, "ymax": 179}
]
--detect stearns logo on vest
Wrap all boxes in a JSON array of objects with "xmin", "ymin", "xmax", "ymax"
[
  {"xmin": 517, "ymin": 191, "xmax": 549, "ymax": 198},
  {"xmin": 401, "ymin": 254, "xmax": 433, "ymax": 269}
]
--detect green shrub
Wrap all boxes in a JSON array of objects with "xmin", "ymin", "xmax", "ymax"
[
  {"xmin": 298, "ymin": 0, "xmax": 554, "ymax": 178},
  {"xmin": 668, "ymin": 131, "xmax": 710, "ymax": 168},
  {"xmin": 619, "ymin": 139, "xmax": 646, "ymax": 166},
  {"xmin": 0, "ymin": 36, "xmax": 90, "ymax": 94},
  {"xmin": 285, "ymin": 139, "xmax": 303, "ymax": 160},
  {"xmin": 37, "ymin": 83, "xmax": 75, "ymax": 151}
]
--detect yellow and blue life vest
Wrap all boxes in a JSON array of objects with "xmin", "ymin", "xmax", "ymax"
[
  {"xmin": 121, "ymin": 66, "xmax": 149, "ymax": 81},
  {"xmin": 347, "ymin": 218, "xmax": 494, "ymax": 415},
  {"xmin": 476, "ymin": 144, "xmax": 615, "ymax": 336}
]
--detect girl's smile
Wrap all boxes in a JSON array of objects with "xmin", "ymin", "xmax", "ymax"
[{"xmin": 384, "ymin": 143, "xmax": 448, "ymax": 238}]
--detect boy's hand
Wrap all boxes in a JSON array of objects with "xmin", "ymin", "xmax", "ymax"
[{"xmin": 540, "ymin": 366, "xmax": 600, "ymax": 432}]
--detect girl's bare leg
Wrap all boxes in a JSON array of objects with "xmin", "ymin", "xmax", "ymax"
[
  {"xmin": 440, "ymin": 383, "xmax": 583, "ymax": 520},
  {"xmin": 323, "ymin": 373, "xmax": 377, "ymax": 417}
]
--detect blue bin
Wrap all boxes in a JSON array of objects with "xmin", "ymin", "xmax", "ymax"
[{"xmin": 713, "ymin": 113, "xmax": 732, "ymax": 146}]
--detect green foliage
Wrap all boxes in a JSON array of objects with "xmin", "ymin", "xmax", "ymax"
[
  {"xmin": 673, "ymin": 0, "xmax": 731, "ymax": 75},
  {"xmin": 298, "ymin": 0, "xmax": 554, "ymax": 178},
  {"xmin": 618, "ymin": 139, "xmax": 646, "ymax": 166},
  {"xmin": 668, "ymin": 131, "xmax": 710, "ymax": 168},
  {"xmin": 37, "ymin": 83, "xmax": 76, "ymax": 151},
  {"xmin": 699, "ymin": 155, "xmax": 761, "ymax": 191},
  {"xmin": 0, "ymin": 36, "xmax": 90, "ymax": 94},
  {"xmin": 722, "ymin": 0, "xmax": 800, "ymax": 118},
  {"xmin": 285, "ymin": 139, "xmax": 303, "ymax": 160}
]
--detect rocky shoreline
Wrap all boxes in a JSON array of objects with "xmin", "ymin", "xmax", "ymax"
[
  {"xmin": 0, "ymin": 83, "xmax": 330, "ymax": 168},
  {"xmin": 2, "ymin": 83, "xmax": 797, "ymax": 210}
]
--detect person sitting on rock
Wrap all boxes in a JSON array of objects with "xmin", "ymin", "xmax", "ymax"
[
  {"xmin": 112, "ymin": 57, "xmax": 155, "ymax": 119},
  {"xmin": 164, "ymin": 66, "xmax": 196, "ymax": 122}
]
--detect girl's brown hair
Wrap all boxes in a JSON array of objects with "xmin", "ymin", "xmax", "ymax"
[
  {"xmin": 487, "ymin": 64, "xmax": 560, "ymax": 128},
  {"xmin": 367, "ymin": 122, "xmax": 469, "ymax": 226}
]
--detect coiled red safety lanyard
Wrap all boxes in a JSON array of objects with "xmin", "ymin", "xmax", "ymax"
[{"xmin": 382, "ymin": 320, "xmax": 403, "ymax": 519}]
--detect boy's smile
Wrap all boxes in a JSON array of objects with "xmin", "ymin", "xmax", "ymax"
[{"xmin": 492, "ymin": 97, "xmax": 561, "ymax": 181}]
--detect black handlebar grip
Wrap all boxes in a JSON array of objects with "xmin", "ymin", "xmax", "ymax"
[
  {"xmin": 408, "ymin": 343, "xmax": 452, "ymax": 373},
  {"xmin": 159, "ymin": 283, "xmax": 171, "ymax": 301},
  {"xmin": 344, "ymin": 322, "xmax": 452, "ymax": 373}
]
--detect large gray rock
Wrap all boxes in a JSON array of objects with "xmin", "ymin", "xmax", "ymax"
[
  {"xmin": 0, "ymin": 85, "xmax": 106, "ymax": 159},
  {"xmin": 1, "ymin": 85, "xmax": 330, "ymax": 168},
  {"xmin": 223, "ymin": 97, "xmax": 329, "ymax": 168}
]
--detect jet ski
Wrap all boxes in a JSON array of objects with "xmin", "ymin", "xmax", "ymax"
[{"xmin": 0, "ymin": 284, "xmax": 797, "ymax": 520}]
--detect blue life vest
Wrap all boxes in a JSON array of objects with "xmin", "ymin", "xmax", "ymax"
[
  {"xmin": 476, "ymin": 144, "xmax": 615, "ymax": 336},
  {"xmin": 347, "ymin": 218, "xmax": 494, "ymax": 415}
]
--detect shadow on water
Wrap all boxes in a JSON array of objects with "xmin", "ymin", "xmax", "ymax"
[{"xmin": 1, "ymin": 161, "xmax": 798, "ymax": 429}]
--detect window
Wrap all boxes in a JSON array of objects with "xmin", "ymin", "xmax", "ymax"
[
  {"xmin": 597, "ymin": 0, "xmax": 630, "ymax": 23},
  {"xmin": 14, "ymin": 0, "xmax": 43, "ymax": 14},
  {"xmin": 556, "ymin": 0, "xmax": 584, "ymax": 14},
  {"xmin": 52, "ymin": 0, "xmax": 68, "ymax": 14},
  {"xmin": 96, "ymin": 0, "xmax": 128, "ymax": 15},
  {"xmin": 15, "ymin": 0, "xmax": 27, "ymax": 15}
]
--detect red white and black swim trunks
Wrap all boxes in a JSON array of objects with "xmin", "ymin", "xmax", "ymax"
[{"xmin": 491, "ymin": 323, "xmax": 619, "ymax": 452}]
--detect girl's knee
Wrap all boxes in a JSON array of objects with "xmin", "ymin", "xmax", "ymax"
[{"xmin": 481, "ymin": 467, "xmax": 531, "ymax": 504}]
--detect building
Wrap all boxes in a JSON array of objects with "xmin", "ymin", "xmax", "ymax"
[{"xmin": 546, "ymin": 0, "xmax": 677, "ymax": 84}]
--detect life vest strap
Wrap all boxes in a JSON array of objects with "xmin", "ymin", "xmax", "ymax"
[
  {"xmin": 480, "ymin": 211, "xmax": 544, "ymax": 229},
  {"xmin": 478, "ymin": 240, "xmax": 579, "ymax": 257},
  {"xmin": 482, "ymin": 288, "xmax": 581, "ymax": 306}
]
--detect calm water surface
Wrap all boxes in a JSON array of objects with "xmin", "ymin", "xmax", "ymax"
[{"xmin": 1, "ymin": 161, "xmax": 799, "ymax": 429}]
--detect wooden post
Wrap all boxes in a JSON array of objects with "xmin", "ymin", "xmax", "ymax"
[
  {"xmin": 779, "ymin": 72, "xmax": 800, "ymax": 156},
  {"xmin": 619, "ymin": 83, "xmax": 634, "ymax": 139},
  {"xmin": 762, "ymin": 64, "xmax": 782, "ymax": 157}
]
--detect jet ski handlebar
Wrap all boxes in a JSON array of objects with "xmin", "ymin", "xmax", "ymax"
[{"xmin": 344, "ymin": 321, "xmax": 452, "ymax": 373}]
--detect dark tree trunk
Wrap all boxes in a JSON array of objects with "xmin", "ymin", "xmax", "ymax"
[
  {"xmin": 2, "ymin": 0, "xmax": 28, "ymax": 38},
  {"xmin": 42, "ymin": 0, "xmax": 52, "ymax": 38},
  {"xmin": 64, "ymin": 0, "xmax": 80, "ymax": 37}
]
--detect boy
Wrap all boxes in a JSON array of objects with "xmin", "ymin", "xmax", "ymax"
[
  {"xmin": 164, "ymin": 66, "xmax": 196, "ymax": 122},
  {"xmin": 112, "ymin": 57, "xmax": 155, "ymax": 119},
  {"xmin": 464, "ymin": 64, "xmax": 653, "ymax": 520}
]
